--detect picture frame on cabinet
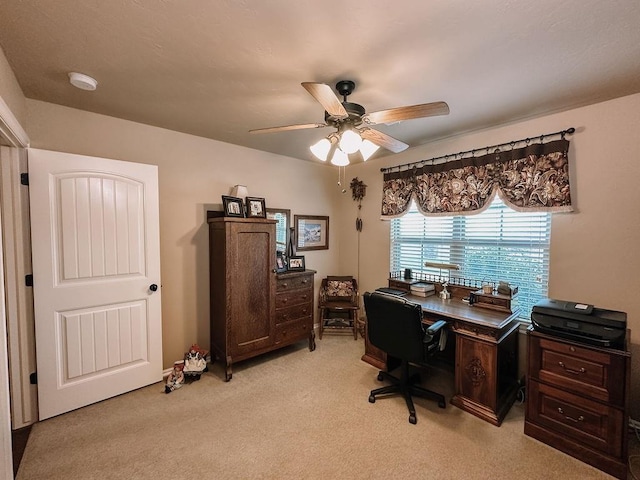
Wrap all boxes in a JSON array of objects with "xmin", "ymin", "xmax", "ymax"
[
  {"xmin": 275, "ymin": 253, "xmax": 287, "ymax": 273},
  {"xmin": 246, "ymin": 196, "xmax": 267, "ymax": 218},
  {"xmin": 287, "ymin": 255, "xmax": 305, "ymax": 272},
  {"xmin": 222, "ymin": 195, "xmax": 244, "ymax": 217}
]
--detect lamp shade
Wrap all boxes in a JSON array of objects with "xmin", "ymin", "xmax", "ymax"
[
  {"xmin": 310, "ymin": 138, "xmax": 332, "ymax": 161},
  {"xmin": 359, "ymin": 139, "xmax": 380, "ymax": 161},
  {"xmin": 330, "ymin": 148, "xmax": 349, "ymax": 166},
  {"xmin": 230, "ymin": 185, "xmax": 249, "ymax": 198},
  {"xmin": 339, "ymin": 129, "xmax": 362, "ymax": 154}
]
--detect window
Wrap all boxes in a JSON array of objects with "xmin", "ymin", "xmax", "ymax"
[{"xmin": 390, "ymin": 197, "xmax": 551, "ymax": 320}]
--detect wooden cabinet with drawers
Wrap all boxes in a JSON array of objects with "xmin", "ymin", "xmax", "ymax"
[
  {"xmin": 208, "ymin": 216, "xmax": 315, "ymax": 381},
  {"xmin": 525, "ymin": 327, "xmax": 631, "ymax": 479},
  {"xmin": 275, "ymin": 270, "xmax": 315, "ymax": 349}
]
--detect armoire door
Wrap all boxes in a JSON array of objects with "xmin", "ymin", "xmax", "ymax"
[
  {"xmin": 228, "ymin": 221, "xmax": 276, "ymax": 355},
  {"xmin": 28, "ymin": 148, "xmax": 162, "ymax": 420}
]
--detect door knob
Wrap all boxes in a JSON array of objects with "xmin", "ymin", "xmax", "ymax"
[{"xmin": 149, "ymin": 284, "xmax": 158, "ymax": 292}]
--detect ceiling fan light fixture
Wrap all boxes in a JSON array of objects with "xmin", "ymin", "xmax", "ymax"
[
  {"xmin": 310, "ymin": 137, "xmax": 332, "ymax": 161},
  {"xmin": 330, "ymin": 148, "xmax": 349, "ymax": 166},
  {"xmin": 339, "ymin": 129, "xmax": 362, "ymax": 154},
  {"xmin": 359, "ymin": 139, "xmax": 380, "ymax": 161}
]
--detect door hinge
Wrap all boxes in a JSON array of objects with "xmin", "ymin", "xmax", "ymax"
[
  {"xmin": 20, "ymin": 173, "xmax": 29, "ymax": 186},
  {"xmin": 30, "ymin": 372, "xmax": 37, "ymax": 385},
  {"xmin": 25, "ymin": 274, "xmax": 33, "ymax": 287}
]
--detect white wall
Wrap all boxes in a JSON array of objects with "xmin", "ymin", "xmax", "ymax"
[
  {"xmin": 340, "ymin": 92, "xmax": 640, "ymax": 418},
  {"xmin": 25, "ymin": 99, "xmax": 342, "ymax": 368}
]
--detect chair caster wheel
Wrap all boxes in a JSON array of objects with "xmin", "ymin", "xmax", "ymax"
[
  {"xmin": 377, "ymin": 373, "xmax": 384, "ymax": 381},
  {"xmin": 409, "ymin": 415, "xmax": 417, "ymax": 425},
  {"xmin": 438, "ymin": 400, "xmax": 446, "ymax": 408},
  {"xmin": 368, "ymin": 395, "xmax": 375, "ymax": 403}
]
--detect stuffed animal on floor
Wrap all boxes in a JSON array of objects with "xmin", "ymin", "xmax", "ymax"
[
  {"xmin": 165, "ymin": 360, "xmax": 185, "ymax": 393},
  {"xmin": 183, "ymin": 344, "xmax": 208, "ymax": 379}
]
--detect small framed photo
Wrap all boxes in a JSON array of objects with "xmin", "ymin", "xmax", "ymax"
[
  {"xmin": 246, "ymin": 197, "xmax": 266, "ymax": 218},
  {"xmin": 222, "ymin": 195, "xmax": 244, "ymax": 217},
  {"xmin": 294, "ymin": 215, "xmax": 329, "ymax": 251},
  {"xmin": 287, "ymin": 255, "xmax": 305, "ymax": 272},
  {"xmin": 275, "ymin": 253, "xmax": 287, "ymax": 273}
]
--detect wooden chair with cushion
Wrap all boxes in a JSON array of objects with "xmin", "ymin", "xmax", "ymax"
[{"xmin": 318, "ymin": 276, "xmax": 359, "ymax": 340}]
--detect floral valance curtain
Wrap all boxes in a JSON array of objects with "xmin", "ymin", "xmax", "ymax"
[{"xmin": 381, "ymin": 138, "xmax": 573, "ymax": 218}]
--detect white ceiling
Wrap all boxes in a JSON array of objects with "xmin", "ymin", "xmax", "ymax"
[{"xmin": 1, "ymin": 0, "xmax": 640, "ymax": 163}]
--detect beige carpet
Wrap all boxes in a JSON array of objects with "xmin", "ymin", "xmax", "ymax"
[{"xmin": 17, "ymin": 335, "xmax": 637, "ymax": 479}]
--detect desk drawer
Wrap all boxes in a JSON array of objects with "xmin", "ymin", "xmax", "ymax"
[
  {"xmin": 527, "ymin": 379, "xmax": 624, "ymax": 457},
  {"xmin": 531, "ymin": 337, "xmax": 625, "ymax": 406},
  {"xmin": 277, "ymin": 275, "xmax": 313, "ymax": 292},
  {"xmin": 275, "ymin": 319, "xmax": 311, "ymax": 345},
  {"xmin": 275, "ymin": 303, "xmax": 312, "ymax": 325}
]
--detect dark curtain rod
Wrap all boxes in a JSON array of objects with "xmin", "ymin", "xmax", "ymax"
[{"xmin": 380, "ymin": 127, "xmax": 575, "ymax": 173}]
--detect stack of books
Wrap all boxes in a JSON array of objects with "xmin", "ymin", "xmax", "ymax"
[{"xmin": 410, "ymin": 282, "xmax": 435, "ymax": 297}]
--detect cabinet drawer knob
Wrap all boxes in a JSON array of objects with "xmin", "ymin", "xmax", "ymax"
[
  {"xmin": 557, "ymin": 407, "xmax": 584, "ymax": 423},
  {"xmin": 302, "ymin": 279, "xmax": 308, "ymax": 284},
  {"xmin": 558, "ymin": 361, "xmax": 586, "ymax": 375},
  {"xmin": 282, "ymin": 283, "xmax": 288, "ymax": 288}
]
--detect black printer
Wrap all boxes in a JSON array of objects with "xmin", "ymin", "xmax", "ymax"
[{"xmin": 531, "ymin": 298, "xmax": 627, "ymax": 349}]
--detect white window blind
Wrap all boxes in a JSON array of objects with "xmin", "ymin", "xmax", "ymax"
[{"xmin": 390, "ymin": 197, "xmax": 551, "ymax": 320}]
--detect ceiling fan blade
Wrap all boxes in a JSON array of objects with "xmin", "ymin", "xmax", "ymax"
[
  {"xmin": 360, "ymin": 128, "xmax": 409, "ymax": 153},
  {"xmin": 249, "ymin": 123, "xmax": 327, "ymax": 134},
  {"xmin": 301, "ymin": 82, "xmax": 348, "ymax": 118},
  {"xmin": 363, "ymin": 101, "xmax": 450, "ymax": 125}
]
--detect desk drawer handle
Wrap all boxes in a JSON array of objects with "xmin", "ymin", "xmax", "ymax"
[
  {"xmin": 302, "ymin": 279, "xmax": 308, "ymax": 284},
  {"xmin": 558, "ymin": 361, "xmax": 586, "ymax": 375},
  {"xmin": 557, "ymin": 408, "xmax": 584, "ymax": 423}
]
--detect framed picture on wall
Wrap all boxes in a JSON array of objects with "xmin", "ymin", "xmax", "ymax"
[
  {"xmin": 246, "ymin": 197, "xmax": 266, "ymax": 218},
  {"xmin": 222, "ymin": 195, "xmax": 244, "ymax": 217},
  {"xmin": 294, "ymin": 215, "xmax": 329, "ymax": 251}
]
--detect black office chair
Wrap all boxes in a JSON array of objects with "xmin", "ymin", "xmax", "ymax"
[{"xmin": 363, "ymin": 291, "xmax": 447, "ymax": 424}]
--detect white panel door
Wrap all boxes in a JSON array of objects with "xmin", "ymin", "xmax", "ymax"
[{"xmin": 28, "ymin": 148, "xmax": 162, "ymax": 420}]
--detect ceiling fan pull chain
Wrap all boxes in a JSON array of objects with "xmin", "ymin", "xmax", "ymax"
[{"xmin": 337, "ymin": 166, "xmax": 347, "ymax": 193}]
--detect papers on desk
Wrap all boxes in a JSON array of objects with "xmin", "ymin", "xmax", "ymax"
[{"xmin": 410, "ymin": 282, "xmax": 435, "ymax": 297}]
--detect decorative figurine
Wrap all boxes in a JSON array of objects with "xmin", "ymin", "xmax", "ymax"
[
  {"xmin": 439, "ymin": 282, "xmax": 451, "ymax": 300},
  {"xmin": 350, "ymin": 177, "xmax": 367, "ymax": 232},
  {"xmin": 183, "ymin": 344, "xmax": 208, "ymax": 380},
  {"xmin": 165, "ymin": 360, "xmax": 185, "ymax": 393}
]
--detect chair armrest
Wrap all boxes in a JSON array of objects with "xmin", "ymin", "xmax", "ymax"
[
  {"xmin": 426, "ymin": 320, "xmax": 447, "ymax": 335},
  {"xmin": 423, "ymin": 320, "xmax": 447, "ymax": 344}
]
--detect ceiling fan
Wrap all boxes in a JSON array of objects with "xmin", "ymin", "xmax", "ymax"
[{"xmin": 249, "ymin": 80, "xmax": 449, "ymax": 163}]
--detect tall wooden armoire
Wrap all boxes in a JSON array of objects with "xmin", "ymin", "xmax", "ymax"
[{"xmin": 208, "ymin": 216, "xmax": 315, "ymax": 381}]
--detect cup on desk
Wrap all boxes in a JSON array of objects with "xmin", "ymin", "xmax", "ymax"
[
  {"xmin": 482, "ymin": 284, "xmax": 493, "ymax": 294},
  {"xmin": 404, "ymin": 268, "xmax": 412, "ymax": 279}
]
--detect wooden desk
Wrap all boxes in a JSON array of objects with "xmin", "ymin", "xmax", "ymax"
[{"xmin": 362, "ymin": 283, "xmax": 520, "ymax": 426}]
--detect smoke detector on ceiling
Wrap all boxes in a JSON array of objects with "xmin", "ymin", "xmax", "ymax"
[{"xmin": 68, "ymin": 72, "xmax": 98, "ymax": 91}]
